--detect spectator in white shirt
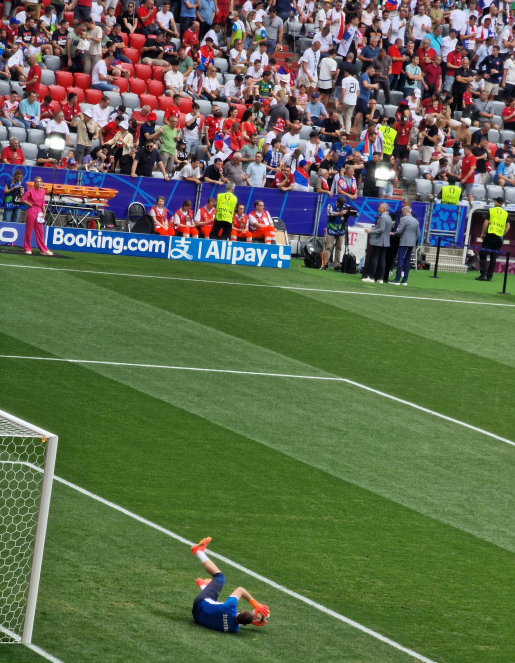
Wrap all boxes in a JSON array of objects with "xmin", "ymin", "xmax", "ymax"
[
  {"xmin": 156, "ymin": 1, "xmax": 179, "ymax": 37},
  {"xmin": 298, "ymin": 41, "xmax": 321, "ymax": 94},
  {"xmin": 92, "ymin": 55, "xmax": 120, "ymax": 92},
  {"xmin": 249, "ymin": 42, "xmax": 269, "ymax": 68},
  {"xmin": 224, "ymin": 74, "xmax": 245, "ymax": 103},
  {"xmin": 391, "ymin": 9, "xmax": 407, "ymax": 43},
  {"xmin": 91, "ymin": 96, "xmax": 111, "ymax": 128},
  {"xmin": 409, "ymin": 5, "xmax": 432, "ymax": 48},
  {"xmin": 165, "ymin": 59, "xmax": 187, "ymax": 97},
  {"xmin": 312, "ymin": 25, "xmax": 333, "ymax": 54},
  {"xmin": 46, "ymin": 110, "xmax": 73, "ymax": 146}
]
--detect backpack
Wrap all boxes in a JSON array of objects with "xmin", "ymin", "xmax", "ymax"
[
  {"xmin": 340, "ymin": 252, "xmax": 357, "ymax": 274},
  {"xmin": 302, "ymin": 243, "xmax": 322, "ymax": 268}
]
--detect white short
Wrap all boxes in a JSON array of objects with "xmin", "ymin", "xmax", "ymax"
[
  {"xmin": 419, "ymin": 145, "xmax": 433, "ymax": 164},
  {"xmin": 297, "ymin": 73, "xmax": 318, "ymax": 88},
  {"xmin": 484, "ymin": 81, "xmax": 499, "ymax": 96}
]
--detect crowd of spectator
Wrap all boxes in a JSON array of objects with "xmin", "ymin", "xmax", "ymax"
[{"xmin": 1, "ymin": 0, "xmax": 515, "ymax": 202}]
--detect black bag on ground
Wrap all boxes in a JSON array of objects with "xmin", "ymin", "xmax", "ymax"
[
  {"xmin": 130, "ymin": 215, "xmax": 156, "ymax": 234},
  {"xmin": 340, "ymin": 252, "xmax": 357, "ymax": 274},
  {"xmin": 303, "ymin": 243, "xmax": 322, "ymax": 268}
]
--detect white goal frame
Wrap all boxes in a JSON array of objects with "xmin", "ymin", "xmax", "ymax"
[{"xmin": 0, "ymin": 409, "xmax": 58, "ymax": 645}]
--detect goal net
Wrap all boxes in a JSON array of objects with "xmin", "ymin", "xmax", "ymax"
[{"xmin": 0, "ymin": 410, "xmax": 58, "ymax": 645}]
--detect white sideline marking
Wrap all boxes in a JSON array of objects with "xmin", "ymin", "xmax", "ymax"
[
  {"xmin": 53, "ymin": 474, "xmax": 439, "ymax": 663},
  {"xmin": 0, "ymin": 625, "xmax": 66, "ymax": 663},
  {"xmin": 1, "ymin": 354, "xmax": 514, "ymax": 450},
  {"xmin": 1, "ymin": 262, "xmax": 513, "ymax": 308}
]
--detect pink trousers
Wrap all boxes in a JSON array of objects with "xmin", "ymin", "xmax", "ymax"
[{"xmin": 24, "ymin": 208, "xmax": 48, "ymax": 253}]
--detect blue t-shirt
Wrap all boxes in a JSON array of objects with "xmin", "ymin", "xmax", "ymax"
[
  {"xmin": 360, "ymin": 45, "xmax": 379, "ymax": 61},
  {"xmin": 358, "ymin": 73, "xmax": 371, "ymax": 102},
  {"xmin": 181, "ymin": 0, "xmax": 197, "ymax": 17},
  {"xmin": 196, "ymin": 596, "xmax": 239, "ymax": 633},
  {"xmin": 304, "ymin": 100, "xmax": 326, "ymax": 119}
]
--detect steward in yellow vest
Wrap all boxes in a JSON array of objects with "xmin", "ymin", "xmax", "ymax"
[
  {"xmin": 379, "ymin": 119, "xmax": 397, "ymax": 156},
  {"xmin": 476, "ymin": 197, "xmax": 510, "ymax": 281},
  {"xmin": 210, "ymin": 182, "xmax": 238, "ymax": 240},
  {"xmin": 441, "ymin": 184, "xmax": 462, "ymax": 204}
]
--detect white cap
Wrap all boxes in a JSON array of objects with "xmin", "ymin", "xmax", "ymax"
[
  {"xmin": 83, "ymin": 109, "xmax": 93, "ymax": 118},
  {"xmin": 414, "ymin": 88, "xmax": 421, "ymax": 97},
  {"xmin": 120, "ymin": 120, "xmax": 129, "ymax": 130},
  {"xmin": 461, "ymin": 117, "xmax": 471, "ymax": 126}
]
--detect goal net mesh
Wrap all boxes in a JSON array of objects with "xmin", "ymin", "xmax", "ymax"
[{"xmin": 0, "ymin": 415, "xmax": 47, "ymax": 643}]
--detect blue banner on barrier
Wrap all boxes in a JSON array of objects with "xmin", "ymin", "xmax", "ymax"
[
  {"xmin": 0, "ymin": 221, "xmax": 37, "ymax": 248},
  {"xmin": 45, "ymin": 226, "xmax": 291, "ymax": 269}
]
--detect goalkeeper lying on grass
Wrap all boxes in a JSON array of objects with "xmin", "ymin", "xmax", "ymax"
[{"xmin": 191, "ymin": 537, "xmax": 270, "ymax": 633}]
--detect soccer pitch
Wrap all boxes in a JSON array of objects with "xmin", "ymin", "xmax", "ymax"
[{"xmin": 1, "ymin": 252, "xmax": 514, "ymax": 663}]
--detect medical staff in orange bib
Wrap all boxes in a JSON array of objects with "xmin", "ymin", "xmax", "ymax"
[
  {"xmin": 149, "ymin": 196, "xmax": 175, "ymax": 236},
  {"xmin": 195, "ymin": 197, "xmax": 217, "ymax": 238},
  {"xmin": 173, "ymin": 200, "xmax": 199, "ymax": 238},
  {"xmin": 231, "ymin": 203, "xmax": 253, "ymax": 242},
  {"xmin": 248, "ymin": 200, "xmax": 275, "ymax": 244}
]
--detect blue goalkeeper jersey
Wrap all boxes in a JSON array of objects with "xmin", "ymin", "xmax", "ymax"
[{"xmin": 196, "ymin": 597, "xmax": 239, "ymax": 633}]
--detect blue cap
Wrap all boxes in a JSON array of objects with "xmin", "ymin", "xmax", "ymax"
[
  {"xmin": 67, "ymin": 158, "xmax": 76, "ymax": 166},
  {"xmin": 9, "ymin": 17, "xmax": 20, "ymax": 24}
]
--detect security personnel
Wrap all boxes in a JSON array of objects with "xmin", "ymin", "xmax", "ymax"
[
  {"xmin": 209, "ymin": 181, "xmax": 238, "ymax": 241},
  {"xmin": 476, "ymin": 197, "xmax": 510, "ymax": 281},
  {"xmin": 441, "ymin": 184, "xmax": 462, "ymax": 204},
  {"xmin": 379, "ymin": 118, "xmax": 397, "ymax": 160}
]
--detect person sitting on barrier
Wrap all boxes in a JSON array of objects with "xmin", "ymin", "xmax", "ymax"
[
  {"xmin": 476, "ymin": 198, "xmax": 510, "ymax": 282},
  {"xmin": 173, "ymin": 200, "xmax": 199, "ymax": 238},
  {"xmin": 231, "ymin": 203, "xmax": 253, "ymax": 242},
  {"xmin": 194, "ymin": 197, "xmax": 217, "ymax": 238},
  {"xmin": 497, "ymin": 155, "xmax": 515, "ymax": 189},
  {"xmin": 248, "ymin": 200, "xmax": 275, "ymax": 244},
  {"xmin": 149, "ymin": 196, "xmax": 175, "ymax": 236}
]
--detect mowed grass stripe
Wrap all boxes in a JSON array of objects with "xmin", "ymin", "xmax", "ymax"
[{"xmin": 1, "ymin": 336, "xmax": 515, "ymax": 663}]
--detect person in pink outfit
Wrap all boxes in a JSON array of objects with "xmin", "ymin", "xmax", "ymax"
[{"xmin": 21, "ymin": 177, "xmax": 53, "ymax": 256}]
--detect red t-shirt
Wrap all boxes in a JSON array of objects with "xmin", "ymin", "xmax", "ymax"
[
  {"xmin": 40, "ymin": 103, "xmax": 54, "ymax": 118},
  {"xmin": 204, "ymin": 114, "xmax": 222, "ymax": 140},
  {"xmin": 463, "ymin": 91, "xmax": 473, "ymax": 106},
  {"xmin": 424, "ymin": 63, "xmax": 442, "ymax": 87},
  {"xmin": 164, "ymin": 105, "xmax": 182, "ymax": 122},
  {"xmin": 61, "ymin": 102, "xmax": 81, "ymax": 122},
  {"xmin": 130, "ymin": 110, "xmax": 149, "ymax": 139},
  {"xmin": 387, "ymin": 46, "xmax": 402, "ymax": 75},
  {"xmin": 271, "ymin": 172, "xmax": 294, "ymax": 188},
  {"xmin": 461, "ymin": 154, "xmax": 476, "ymax": 183},
  {"xmin": 137, "ymin": 4, "xmax": 157, "ymax": 26},
  {"xmin": 102, "ymin": 121, "xmax": 119, "ymax": 142},
  {"xmin": 26, "ymin": 64, "xmax": 41, "ymax": 94},
  {"xmin": 446, "ymin": 50, "xmax": 462, "ymax": 77},
  {"xmin": 182, "ymin": 28, "xmax": 199, "ymax": 47},
  {"xmin": 1, "ymin": 146, "xmax": 25, "ymax": 164},
  {"xmin": 77, "ymin": 0, "xmax": 92, "ymax": 7},
  {"xmin": 502, "ymin": 106, "xmax": 515, "ymax": 121},
  {"xmin": 394, "ymin": 120, "xmax": 413, "ymax": 145},
  {"xmin": 417, "ymin": 47, "xmax": 436, "ymax": 72}
]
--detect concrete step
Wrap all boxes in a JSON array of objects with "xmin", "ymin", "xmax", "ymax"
[
  {"xmin": 426, "ymin": 262, "xmax": 469, "ymax": 273},
  {"xmin": 423, "ymin": 253, "xmax": 463, "ymax": 265},
  {"xmin": 422, "ymin": 245, "xmax": 462, "ymax": 257}
]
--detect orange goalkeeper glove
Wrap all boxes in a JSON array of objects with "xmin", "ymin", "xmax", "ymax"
[{"xmin": 250, "ymin": 599, "xmax": 270, "ymax": 625}]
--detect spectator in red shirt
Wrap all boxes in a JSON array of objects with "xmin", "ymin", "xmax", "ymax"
[
  {"xmin": 387, "ymin": 39, "xmax": 406, "ymax": 91},
  {"xmin": 444, "ymin": 44, "xmax": 462, "ymax": 91},
  {"xmin": 40, "ymin": 96, "xmax": 55, "ymax": 121},
  {"xmin": 229, "ymin": 122, "xmax": 245, "ymax": 151},
  {"xmin": 61, "ymin": 91, "xmax": 81, "ymax": 133},
  {"xmin": 6, "ymin": 18, "xmax": 21, "ymax": 45},
  {"xmin": 136, "ymin": 0, "xmax": 158, "ymax": 37},
  {"xmin": 99, "ymin": 116, "xmax": 122, "ymax": 144},
  {"xmin": 271, "ymin": 166, "xmax": 294, "ymax": 191},
  {"xmin": 1, "ymin": 138, "xmax": 25, "ymax": 165},
  {"xmin": 182, "ymin": 21, "xmax": 200, "ymax": 48},
  {"xmin": 393, "ymin": 115, "xmax": 413, "ymax": 167},
  {"xmin": 424, "ymin": 54, "xmax": 442, "ymax": 95},
  {"xmin": 460, "ymin": 144, "xmax": 477, "ymax": 203},
  {"xmin": 502, "ymin": 99, "xmax": 515, "ymax": 131},
  {"xmin": 24, "ymin": 53, "xmax": 41, "ymax": 95},
  {"xmin": 203, "ymin": 104, "xmax": 223, "ymax": 147},
  {"xmin": 163, "ymin": 94, "xmax": 182, "ymax": 123},
  {"xmin": 417, "ymin": 38, "xmax": 436, "ymax": 72}
]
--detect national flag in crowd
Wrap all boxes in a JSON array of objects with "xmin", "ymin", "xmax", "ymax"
[
  {"xmin": 294, "ymin": 162, "xmax": 310, "ymax": 188},
  {"xmin": 315, "ymin": 146, "xmax": 325, "ymax": 164}
]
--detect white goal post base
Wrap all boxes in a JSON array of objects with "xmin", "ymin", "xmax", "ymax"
[{"xmin": 0, "ymin": 409, "xmax": 58, "ymax": 645}]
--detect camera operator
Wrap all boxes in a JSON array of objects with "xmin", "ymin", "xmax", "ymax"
[{"xmin": 323, "ymin": 196, "xmax": 357, "ymax": 271}]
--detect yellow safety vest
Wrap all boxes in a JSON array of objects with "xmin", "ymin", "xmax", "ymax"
[
  {"xmin": 441, "ymin": 185, "xmax": 462, "ymax": 204},
  {"xmin": 487, "ymin": 206, "xmax": 508, "ymax": 237},
  {"xmin": 216, "ymin": 192, "xmax": 237, "ymax": 223},
  {"xmin": 379, "ymin": 125, "xmax": 397, "ymax": 155}
]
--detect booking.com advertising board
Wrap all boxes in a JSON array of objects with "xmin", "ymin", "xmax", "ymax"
[{"xmin": 0, "ymin": 222, "xmax": 291, "ymax": 269}]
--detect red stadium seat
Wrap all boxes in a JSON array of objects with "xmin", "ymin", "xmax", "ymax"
[
  {"xmin": 85, "ymin": 89, "xmax": 103, "ymax": 104},
  {"xmin": 119, "ymin": 32, "xmax": 129, "ymax": 46},
  {"xmin": 120, "ymin": 62, "xmax": 134, "ymax": 76},
  {"xmin": 64, "ymin": 11, "xmax": 74, "ymax": 23},
  {"xmin": 128, "ymin": 78, "xmax": 146, "ymax": 95},
  {"xmin": 73, "ymin": 73, "xmax": 92, "ymax": 90},
  {"xmin": 152, "ymin": 66, "xmax": 165, "ymax": 82},
  {"xmin": 113, "ymin": 77, "xmax": 129, "ymax": 93},
  {"xmin": 146, "ymin": 79, "xmax": 164, "ymax": 97},
  {"xmin": 129, "ymin": 33, "xmax": 146, "ymax": 50},
  {"xmin": 66, "ymin": 86, "xmax": 85, "ymax": 103},
  {"xmin": 115, "ymin": 1, "xmax": 122, "ymax": 16},
  {"xmin": 38, "ymin": 84, "xmax": 49, "ymax": 101},
  {"xmin": 42, "ymin": 0, "xmax": 51, "ymax": 6},
  {"xmin": 178, "ymin": 112, "xmax": 186, "ymax": 128},
  {"xmin": 123, "ymin": 47, "xmax": 140, "ymax": 65},
  {"xmin": 235, "ymin": 104, "xmax": 246, "ymax": 120},
  {"xmin": 48, "ymin": 85, "xmax": 66, "ymax": 102},
  {"xmin": 49, "ymin": 100, "xmax": 61, "ymax": 113},
  {"xmin": 55, "ymin": 71, "xmax": 73, "ymax": 88},
  {"xmin": 139, "ymin": 94, "xmax": 158, "ymax": 110},
  {"xmin": 179, "ymin": 97, "xmax": 192, "ymax": 114},
  {"xmin": 15, "ymin": 5, "xmax": 23, "ymax": 12},
  {"xmin": 134, "ymin": 64, "xmax": 152, "ymax": 80},
  {"xmin": 158, "ymin": 96, "xmax": 174, "ymax": 111}
]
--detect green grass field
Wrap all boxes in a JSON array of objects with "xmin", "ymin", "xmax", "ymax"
[{"xmin": 1, "ymin": 250, "xmax": 514, "ymax": 663}]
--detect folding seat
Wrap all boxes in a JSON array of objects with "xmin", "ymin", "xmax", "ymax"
[
  {"xmin": 113, "ymin": 77, "xmax": 129, "ymax": 93},
  {"xmin": 152, "ymin": 66, "xmax": 165, "ymax": 82},
  {"xmin": 85, "ymin": 89, "xmax": 103, "ymax": 104},
  {"xmin": 129, "ymin": 34, "xmax": 146, "ymax": 50},
  {"xmin": 134, "ymin": 64, "xmax": 152, "ymax": 80},
  {"xmin": 158, "ymin": 96, "xmax": 174, "ymax": 111},
  {"xmin": 74, "ymin": 73, "xmax": 92, "ymax": 90},
  {"xmin": 55, "ymin": 71, "xmax": 73, "ymax": 87},
  {"xmin": 123, "ymin": 48, "xmax": 140, "ymax": 65},
  {"xmin": 66, "ymin": 86, "xmax": 85, "ymax": 103},
  {"xmin": 147, "ymin": 80, "xmax": 164, "ymax": 97},
  {"xmin": 48, "ymin": 85, "xmax": 66, "ymax": 102},
  {"xmin": 179, "ymin": 97, "xmax": 192, "ymax": 114},
  {"xmin": 129, "ymin": 78, "xmax": 146, "ymax": 96},
  {"xmin": 139, "ymin": 94, "xmax": 158, "ymax": 110}
]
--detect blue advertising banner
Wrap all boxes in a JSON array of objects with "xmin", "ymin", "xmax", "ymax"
[
  {"xmin": 45, "ymin": 226, "xmax": 291, "ymax": 269},
  {"xmin": 427, "ymin": 204, "xmax": 468, "ymax": 246},
  {"xmin": 0, "ymin": 221, "xmax": 37, "ymax": 248}
]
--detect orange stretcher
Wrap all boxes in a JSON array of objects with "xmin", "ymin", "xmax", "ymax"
[{"xmin": 27, "ymin": 183, "xmax": 118, "ymax": 203}]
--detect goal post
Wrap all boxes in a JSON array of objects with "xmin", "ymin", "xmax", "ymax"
[{"xmin": 0, "ymin": 409, "xmax": 58, "ymax": 646}]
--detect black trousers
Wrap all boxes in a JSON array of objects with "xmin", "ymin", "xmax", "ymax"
[
  {"xmin": 363, "ymin": 185, "xmax": 380, "ymax": 198},
  {"xmin": 479, "ymin": 233, "xmax": 503, "ymax": 277},
  {"xmin": 384, "ymin": 234, "xmax": 400, "ymax": 282},
  {"xmin": 209, "ymin": 220, "xmax": 232, "ymax": 240},
  {"xmin": 372, "ymin": 78, "xmax": 390, "ymax": 105},
  {"xmin": 367, "ymin": 245, "xmax": 387, "ymax": 281}
]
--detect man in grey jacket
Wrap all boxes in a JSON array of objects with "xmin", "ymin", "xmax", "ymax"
[
  {"xmin": 362, "ymin": 203, "xmax": 393, "ymax": 284},
  {"xmin": 390, "ymin": 206, "xmax": 420, "ymax": 285}
]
